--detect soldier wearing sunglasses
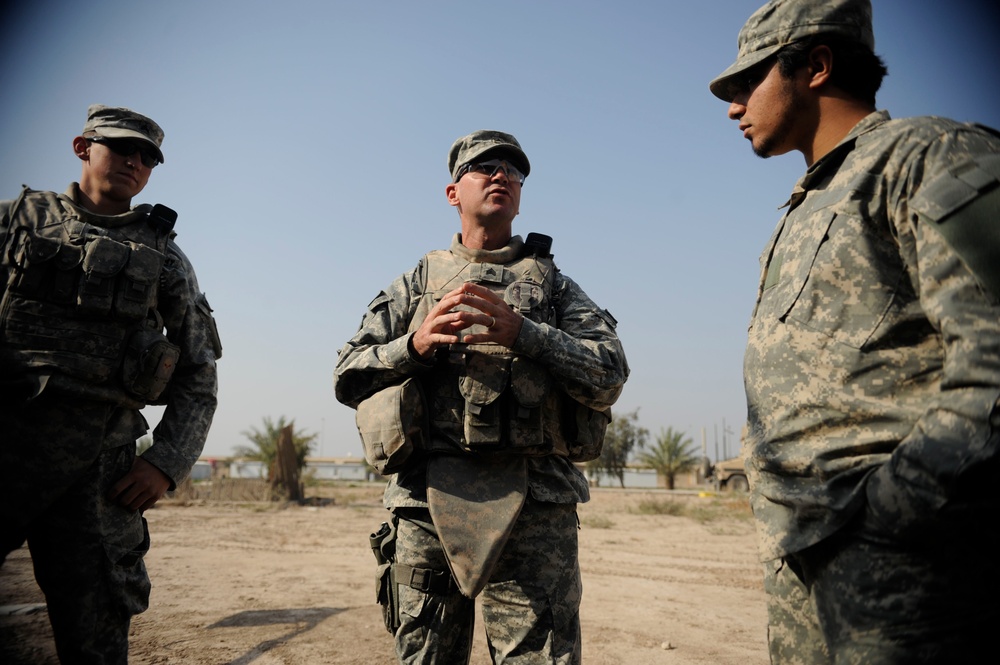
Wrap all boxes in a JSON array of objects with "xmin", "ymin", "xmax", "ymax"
[
  {"xmin": 336, "ymin": 130, "xmax": 628, "ymax": 664},
  {"xmin": 0, "ymin": 104, "xmax": 221, "ymax": 662}
]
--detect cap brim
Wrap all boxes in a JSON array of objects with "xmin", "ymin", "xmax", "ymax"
[
  {"xmin": 454, "ymin": 145, "xmax": 530, "ymax": 181},
  {"xmin": 709, "ymin": 43, "xmax": 784, "ymax": 102},
  {"xmin": 91, "ymin": 127, "xmax": 165, "ymax": 163}
]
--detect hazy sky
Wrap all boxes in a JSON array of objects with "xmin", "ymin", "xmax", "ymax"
[{"xmin": 2, "ymin": 0, "xmax": 998, "ymax": 462}]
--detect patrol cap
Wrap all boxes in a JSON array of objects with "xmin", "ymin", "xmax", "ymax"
[
  {"xmin": 82, "ymin": 104, "xmax": 165, "ymax": 164},
  {"xmin": 448, "ymin": 130, "xmax": 530, "ymax": 182},
  {"xmin": 709, "ymin": 0, "xmax": 875, "ymax": 102}
]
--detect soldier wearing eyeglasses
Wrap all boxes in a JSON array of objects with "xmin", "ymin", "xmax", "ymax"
[
  {"xmin": 710, "ymin": 0, "xmax": 1000, "ymax": 662},
  {"xmin": 335, "ymin": 130, "xmax": 628, "ymax": 664},
  {"xmin": 0, "ymin": 104, "xmax": 221, "ymax": 663}
]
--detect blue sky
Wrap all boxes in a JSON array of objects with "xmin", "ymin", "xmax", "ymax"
[{"xmin": 2, "ymin": 0, "xmax": 998, "ymax": 462}]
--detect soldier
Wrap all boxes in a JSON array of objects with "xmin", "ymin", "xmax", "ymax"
[
  {"xmin": 335, "ymin": 130, "xmax": 627, "ymax": 664},
  {"xmin": 709, "ymin": 1, "xmax": 1000, "ymax": 662},
  {"xmin": 0, "ymin": 105, "xmax": 221, "ymax": 663}
]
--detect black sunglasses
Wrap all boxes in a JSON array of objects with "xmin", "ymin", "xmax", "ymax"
[
  {"xmin": 87, "ymin": 136, "xmax": 160, "ymax": 168},
  {"xmin": 457, "ymin": 159, "xmax": 526, "ymax": 185}
]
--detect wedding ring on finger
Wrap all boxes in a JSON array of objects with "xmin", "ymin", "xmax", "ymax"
[{"xmin": 487, "ymin": 315, "xmax": 496, "ymax": 328}]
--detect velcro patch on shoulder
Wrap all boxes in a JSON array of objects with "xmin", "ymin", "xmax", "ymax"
[
  {"xmin": 912, "ymin": 154, "xmax": 1000, "ymax": 299},
  {"xmin": 912, "ymin": 155, "xmax": 1000, "ymax": 222}
]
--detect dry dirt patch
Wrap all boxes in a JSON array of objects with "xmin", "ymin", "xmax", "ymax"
[{"xmin": 1, "ymin": 485, "xmax": 767, "ymax": 664}]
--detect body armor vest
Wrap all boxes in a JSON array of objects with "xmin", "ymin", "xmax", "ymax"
[
  {"xmin": 410, "ymin": 246, "xmax": 570, "ymax": 457},
  {"xmin": 0, "ymin": 188, "xmax": 176, "ymax": 404}
]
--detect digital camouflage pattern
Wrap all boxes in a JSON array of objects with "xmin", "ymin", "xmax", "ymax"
[
  {"xmin": 335, "ymin": 233, "xmax": 627, "ymax": 509},
  {"xmin": 334, "ymin": 232, "xmax": 627, "ymax": 663},
  {"xmin": 2, "ymin": 399, "xmax": 151, "ymax": 662},
  {"xmin": 743, "ymin": 111, "xmax": 1000, "ymax": 562},
  {"xmin": 82, "ymin": 104, "xmax": 165, "ymax": 164},
  {"xmin": 447, "ymin": 130, "xmax": 530, "ymax": 182},
  {"xmin": 426, "ymin": 455, "xmax": 527, "ymax": 599},
  {"xmin": 763, "ymin": 509, "xmax": 1000, "ymax": 664},
  {"xmin": 393, "ymin": 499, "xmax": 582, "ymax": 665},
  {"xmin": 709, "ymin": 0, "xmax": 874, "ymax": 101},
  {"xmin": 0, "ymin": 182, "xmax": 220, "ymax": 662}
]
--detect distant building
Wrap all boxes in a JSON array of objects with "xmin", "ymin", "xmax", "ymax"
[
  {"xmin": 305, "ymin": 457, "xmax": 369, "ymax": 481},
  {"xmin": 217, "ymin": 456, "xmax": 372, "ymax": 481},
  {"xmin": 586, "ymin": 466, "xmax": 660, "ymax": 489}
]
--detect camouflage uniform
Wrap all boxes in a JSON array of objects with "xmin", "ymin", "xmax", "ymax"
[
  {"xmin": 335, "ymin": 232, "xmax": 627, "ymax": 664},
  {"xmin": 0, "ymin": 107, "xmax": 220, "ymax": 664},
  {"xmin": 743, "ymin": 111, "xmax": 1000, "ymax": 663},
  {"xmin": 710, "ymin": 2, "xmax": 1000, "ymax": 661}
]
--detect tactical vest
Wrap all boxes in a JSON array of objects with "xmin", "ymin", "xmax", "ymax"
[
  {"xmin": 409, "ymin": 245, "xmax": 580, "ymax": 458},
  {"xmin": 0, "ymin": 187, "xmax": 177, "ymax": 404}
]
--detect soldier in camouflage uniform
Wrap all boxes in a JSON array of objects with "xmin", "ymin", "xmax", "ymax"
[
  {"xmin": 335, "ymin": 130, "xmax": 627, "ymax": 664},
  {"xmin": 0, "ymin": 105, "xmax": 221, "ymax": 663},
  {"xmin": 709, "ymin": 1, "xmax": 1000, "ymax": 662}
]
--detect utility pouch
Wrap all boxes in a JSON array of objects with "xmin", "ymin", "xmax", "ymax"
[
  {"xmin": 116, "ymin": 243, "xmax": 165, "ymax": 320},
  {"xmin": 9, "ymin": 233, "xmax": 60, "ymax": 297},
  {"xmin": 122, "ymin": 328, "xmax": 180, "ymax": 401},
  {"xmin": 508, "ymin": 356, "xmax": 548, "ymax": 451},
  {"xmin": 50, "ymin": 243, "xmax": 84, "ymax": 304},
  {"xmin": 355, "ymin": 378, "xmax": 428, "ymax": 475},
  {"xmin": 564, "ymin": 400, "xmax": 612, "ymax": 462},
  {"xmin": 459, "ymin": 353, "xmax": 509, "ymax": 449},
  {"xmin": 79, "ymin": 236, "xmax": 129, "ymax": 317}
]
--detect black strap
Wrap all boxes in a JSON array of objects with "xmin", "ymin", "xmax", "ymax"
[{"xmin": 394, "ymin": 563, "xmax": 456, "ymax": 595}]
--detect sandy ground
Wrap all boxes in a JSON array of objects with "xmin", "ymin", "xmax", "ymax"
[{"xmin": 0, "ymin": 484, "xmax": 768, "ymax": 664}]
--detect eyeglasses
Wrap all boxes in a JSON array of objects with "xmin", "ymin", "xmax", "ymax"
[
  {"xmin": 87, "ymin": 136, "xmax": 160, "ymax": 168},
  {"xmin": 457, "ymin": 159, "xmax": 526, "ymax": 185}
]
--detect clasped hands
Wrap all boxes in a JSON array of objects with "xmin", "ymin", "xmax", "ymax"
[{"xmin": 411, "ymin": 282, "xmax": 523, "ymax": 360}]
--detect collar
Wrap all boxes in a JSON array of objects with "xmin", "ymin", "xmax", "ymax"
[
  {"xmin": 780, "ymin": 110, "xmax": 892, "ymax": 210},
  {"xmin": 450, "ymin": 233, "xmax": 524, "ymax": 264}
]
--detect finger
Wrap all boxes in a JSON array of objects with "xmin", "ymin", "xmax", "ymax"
[{"xmin": 460, "ymin": 282, "xmax": 502, "ymax": 303}]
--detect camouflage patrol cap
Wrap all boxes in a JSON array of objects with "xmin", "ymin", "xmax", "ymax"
[
  {"xmin": 709, "ymin": 0, "xmax": 875, "ymax": 101},
  {"xmin": 448, "ymin": 130, "xmax": 530, "ymax": 182},
  {"xmin": 82, "ymin": 104, "xmax": 165, "ymax": 164}
]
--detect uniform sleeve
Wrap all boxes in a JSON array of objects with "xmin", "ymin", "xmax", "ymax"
[
  {"xmin": 141, "ymin": 240, "xmax": 221, "ymax": 486},
  {"xmin": 866, "ymin": 128, "xmax": 1000, "ymax": 539},
  {"xmin": 333, "ymin": 263, "xmax": 431, "ymax": 409},
  {"xmin": 513, "ymin": 273, "xmax": 628, "ymax": 410}
]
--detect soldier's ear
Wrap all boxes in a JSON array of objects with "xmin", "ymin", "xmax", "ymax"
[
  {"xmin": 807, "ymin": 45, "xmax": 833, "ymax": 90},
  {"xmin": 445, "ymin": 182, "xmax": 460, "ymax": 208},
  {"xmin": 72, "ymin": 136, "xmax": 90, "ymax": 161}
]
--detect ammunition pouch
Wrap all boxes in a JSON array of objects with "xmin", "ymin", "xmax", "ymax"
[{"xmin": 355, "ymin": 377, "xmax": 428, "ymax": 475}]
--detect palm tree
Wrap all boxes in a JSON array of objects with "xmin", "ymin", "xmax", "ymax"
[
  {"xmin": 637, "ymin": 427, "xmax": 699, "ymax": 490},
  {"xmin": 234, "ymin": 416, "xmax": 316, "ymax": 478}
]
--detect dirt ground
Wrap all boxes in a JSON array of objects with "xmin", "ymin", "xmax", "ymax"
[{"xmin": 0, "ymin": 484, "xmax": 768, "ymax": 664}]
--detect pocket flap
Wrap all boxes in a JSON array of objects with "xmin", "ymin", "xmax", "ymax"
[
  {"xmin": 83, "ymin": 236, "xmax": 129, "ymax": 277},
  {"xmin": 459, "ymin": 353, "xmax": 510, "ymax": 406},
  {"xmin": 509, "ymin": 356, "xmax": 547, "ymax": 408},
  {"xmin": 123, "ymin": 243, "xmax": 165, "ymax": 283}
]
